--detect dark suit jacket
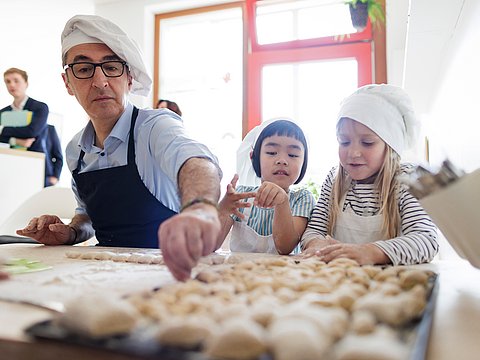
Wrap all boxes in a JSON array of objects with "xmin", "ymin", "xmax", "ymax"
[
  {"xmin": 0, "ymin": 97, "xmax": 49, "ymax": 154},
  {"xmin": 45, "ymin": 124, "xmax": 63, "ymax": 180}
]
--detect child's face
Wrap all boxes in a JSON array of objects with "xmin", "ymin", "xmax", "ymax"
[
  {"xmin": 337, "ymin": 118, "xmax": 386, "ymax": 181},
  {"xmin": 259, "ymin": 134, "xmax": 304, "ymax": 191}
]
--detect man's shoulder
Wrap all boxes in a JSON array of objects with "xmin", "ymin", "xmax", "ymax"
[
  {"xmin": 137, "ymin": 108, "xmax": 182, "ymax": 123},
  {"xmin": 25, "ymin": 97, "xmax": 48, "ymax": 111},
  {"xmin": 135, "ymin": 108, "xmax": 185, "ymax": 136}
]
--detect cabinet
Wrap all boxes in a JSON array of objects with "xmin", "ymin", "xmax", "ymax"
[{"xmin": 0, "ymin": 148, "xmax": 44, "ymax": 222}]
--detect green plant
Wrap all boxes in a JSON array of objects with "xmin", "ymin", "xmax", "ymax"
[
  {"xmin": 303, "ymin": 179, "xmax": 321, "ymax": 201},
  {"xmin": 345, "ymin": 0, "xmax": 385, "ymax": 29}
]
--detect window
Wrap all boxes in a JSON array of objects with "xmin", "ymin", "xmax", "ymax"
[
  {"xmin": 262, "ymin": 59, "xmax": 359, "ymax": 180},
  {"xmin": 256, "ymin": 0, "xmax": 357, "ymax": 44},
  {"xmin": 245, "ymin": 0, "xmax": 382, "ymax": 181},
  {"xmin": 155, "ymin": 4, "xmax": 244, "ymax": 187},
  {"xmin": 154, "ymin": 0, "xmax": 385, "ymax": 185}
]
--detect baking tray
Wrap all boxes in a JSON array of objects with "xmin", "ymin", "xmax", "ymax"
[
  {"xmin": 407, "ymin": 273, "xmax": 439, "ymax": 360},
  {"xmin": 24, "ymin": 322, "xmax": 207, "ymax": 360},
  {"xmin": 25, "ymin": 274, "xmax": 439, "ymax": 360}
]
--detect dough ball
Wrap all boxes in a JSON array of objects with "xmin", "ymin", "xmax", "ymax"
[
  {"xmin": 361, "ymin": 265, "xmax": 383, "ymax": 278},
  {"xmin": 137, "ymin": 254, "xmax": 156, "ymax": 264},
  {"xmin": 79, "ymin": 252, "xmax": 97, "ymax": 260},
  {"xmin": 399, "ymin": 269, "xmax": 430, "ymax": 289},
  {"xmin": 93, "ymin": 251, "xmax": 115, "ymax": 260},
  {"xmin": 268, "ymin": 316, "xmax": 331, "ymax": 360},
  {"xmin": 351, "ymin": 310, "xmax": 377, "ymax": 334},
  {"xmin": 65, "ymin": 251, "xmax": 81, "ymax": 259},
  {"xmin": 127, "ymin": 253, "xmax": 146, "ymax": 263},
  {"xmin": 205, "ymin": 318, "xmax": 267, "ymax": 360},
  {"xmin": 156, "ymin": 315, "xmax": 215, "ymax": 348},
  {"xmin": 335, "ymin": 326, "xmax": 408, "ymax": 360},
  {"xmin": 151, "ymin": 255, "xmax": 164, "ymax": 264},
  {"xmin": 111, "ymin": 253, "xmax": 130, "ymax": 262},
  {"xmin": 59, "ymin": 295, "xmax": 138, "ymax": 337}
]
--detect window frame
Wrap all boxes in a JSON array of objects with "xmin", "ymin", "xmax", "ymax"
[
  {"xmin": 153, "ymin": 2, "xmax": 245, "ymax": 108},
  {"xmin": 153, "ymin": 0, "xmax": 386, "ymax": 137},
  {"xmin": 243, "ymin": 0, "xmax": 385, "ymax": 136}
]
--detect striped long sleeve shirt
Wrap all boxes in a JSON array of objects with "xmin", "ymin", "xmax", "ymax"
[{"xmin": 301, "ymin": 165, "xmax": 439, "ymax": 265}]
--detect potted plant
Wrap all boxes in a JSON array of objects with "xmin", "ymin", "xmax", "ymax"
[{"xmin": 345, "ymin": 0, "xmax": 385, "ymax": 32}]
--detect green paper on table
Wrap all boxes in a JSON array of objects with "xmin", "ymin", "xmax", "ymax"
[{"xmin": 4, "ymin": 258, "xmax": 52, "ymax": 275}]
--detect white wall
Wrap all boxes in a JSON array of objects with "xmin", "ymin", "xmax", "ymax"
[
  {"xmin": 0, "ymin": 0, "xmax": 232, "ymax": 188},
  {"xmin": 0, "ymin": 0, "xmax": 96, "ymax": 186},
  {"xmin": 426, "ymin": 0, "xmax": 480, "ymax": 172}
]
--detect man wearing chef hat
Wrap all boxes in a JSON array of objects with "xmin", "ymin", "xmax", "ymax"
[{"xmin": 17, "ymin": 15, "xmax": 222, "ymax": 281}]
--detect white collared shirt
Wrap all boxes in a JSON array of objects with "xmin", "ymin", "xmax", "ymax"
[{"xmin": 11, "ymin": 96, "xmax": 29, "ymax": 111}]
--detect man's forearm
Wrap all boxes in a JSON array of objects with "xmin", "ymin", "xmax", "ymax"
[
  {"xmin": 178, "ymin": 157, "xmax": 221, "ymax": 206},
  {"xmin": 68, "ymin": 214, "xmax": 95, "ymax": 244}
]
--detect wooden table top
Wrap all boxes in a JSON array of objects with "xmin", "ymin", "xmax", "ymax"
[{"xmin": 1, "ymin": 244, "xmax": 479, "ymax": 359}]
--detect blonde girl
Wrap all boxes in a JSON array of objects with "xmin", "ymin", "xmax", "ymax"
[{"xmin": 301, "ymin": 84, "xmax": 438, "ymax": 265}]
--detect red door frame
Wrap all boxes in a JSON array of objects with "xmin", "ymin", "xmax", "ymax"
[{"xmin": 244, "ymin": 0, "xmax": 374, "ymax": 135}]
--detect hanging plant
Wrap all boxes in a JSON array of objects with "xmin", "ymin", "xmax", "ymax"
[{"xmin": 345, "ymin": 0, "xmax": 385, "ymax": 32}]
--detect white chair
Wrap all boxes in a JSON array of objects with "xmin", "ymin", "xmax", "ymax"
[{"xmin": 0, "ymin": 186, "xmax": 77, "ymax": 241}]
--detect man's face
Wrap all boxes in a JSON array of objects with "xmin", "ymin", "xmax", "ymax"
[
  {"xmin": 62, "ymin": 43, "xmax": 132, "ymax": 124},
  {"xmin": 4, "ymin": 73, "xmax": 28, "ymax": 99}
]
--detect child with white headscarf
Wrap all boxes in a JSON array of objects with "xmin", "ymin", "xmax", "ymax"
[
  {"xmin": 300, "ymin": 84, "xmax": 439, "ymax": 265},
  {"xmin": 218, "ymin": 119, "xmax": 315, "ymax": 255}
]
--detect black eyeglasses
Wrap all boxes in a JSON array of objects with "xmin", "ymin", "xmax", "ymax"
[{"xmin": 63, "ymin": 61, "xmax": 128, "ymax": 79}]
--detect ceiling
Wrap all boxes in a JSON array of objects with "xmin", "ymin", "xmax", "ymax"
[{"xmin": 402, "ymin": 0, "xmax": 465, "ymax": 114}]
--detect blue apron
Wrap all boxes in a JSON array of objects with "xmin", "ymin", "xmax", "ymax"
[{"xmin": 72, "ymin": 107, "xmax": 177, "ymax": 248}]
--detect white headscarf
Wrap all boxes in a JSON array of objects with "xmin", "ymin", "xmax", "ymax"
[
  {"xmin": 61, "ymin": 14, "xmax": 152, "ymax": 96},
  {"xmin": 337, "ymin": 84, "xmax": 419, "ymax": 155}
]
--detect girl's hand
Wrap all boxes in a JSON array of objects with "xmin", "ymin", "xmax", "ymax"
[
  {"xmin": 254, "ymin": 181, "xmax": 288, "ymax": 208},
  {"xmin": 302, "ymin": 235, "xmax": 340, "ymax": 257},
  {"xmin": 218, "ymin": 174, "xmax": 256, "ymax": 219},
  {"xmin": 313, "ymin": 242, "xmax": 389, "ymax": 265}
]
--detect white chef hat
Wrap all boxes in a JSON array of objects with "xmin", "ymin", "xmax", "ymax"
[
  {"xmin": 61, "ymin": 14, "xmax": 152, "ymax": 96},
  {"xmin": 236, "ymin": 117, "xmax": 305, "ymax": 186},
  {"xmin": 337, "ymin": 84, "xmax": 419, "ymax": 155}
]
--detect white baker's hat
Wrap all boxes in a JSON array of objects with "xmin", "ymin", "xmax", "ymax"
[
  {"xmin": 337, "ymin": 84, "xmax": 419, "ymax": 155},
  {"xmin": 61, "ymin": 14, "xmax": 152, "ymax": 96}
]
